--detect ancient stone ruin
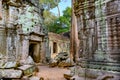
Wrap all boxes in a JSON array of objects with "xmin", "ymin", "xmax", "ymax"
[
  {"xmin": 48, "ymin": 32, "xmax": 70, "ymax": 59},
  {"xmin": 0, "ymin": 0, "xmax": 46, "ymax": 79},
  {"xmin": 65, "ymin": 0, "xmax": 120, "ymax": 80}
]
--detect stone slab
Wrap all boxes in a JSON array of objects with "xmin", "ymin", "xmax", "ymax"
[
  {"xmin": 18, "ymin": 65, "xmax": 35, "ymax": 76},
  {"xmin": 18, "ymin": 65, "xmax": 33, "ymax": 71},
  {"xmin": 0, "ymin": 61, "xmax": 18, "ymax": 69},
  {"xmin": 0, "ymin": 69, "xmax": 22, "ymax": 78},
  {"xmin": 29, "ymin": 76, "xmax": 40, "ymax": 80}
]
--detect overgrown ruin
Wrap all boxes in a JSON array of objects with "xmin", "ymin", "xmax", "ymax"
[
  {"xmin": 48, "ymin": 32, "xmax": 70, "ymax": 59},
  {"xmin": 0, "ymin": 0, "xmax": 47, "ymax": 79},
  {"xmin": 0, "ymin": 0, "xmax": 120, "ymax": 80}
]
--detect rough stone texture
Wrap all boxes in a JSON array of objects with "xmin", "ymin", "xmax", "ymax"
[
  {"xmin": 72, "ymin": 0, "xmax": 120, "ymax": 79},
  {"xmin": 0, "ymin": 69, "xmax": 22, "ymax": 78},
  {"xmin": 29, "ymin": 76, "xmax": 40, "ymax": 80},
  {"xmin": 64, "ymin": 73, "xmax": 72, "ymax": 80},
  {"xmin": 2, "ymin": 61, "xmax": 18, "ymax": 69},
  {"xmin": 49, "ymin": 52, "xmax": 74, "ymax": 67},
  {"xmin": 0, "ymin": 0, "xmax": 46, "ymax": 62},
  {"xmin": 48, "ymin": 32, "xmax": 70, "ymax": 59},
  {"xmin": 20, "ymin": 56, "xmax": 35, "ymax": 65},
  {"xmin": 0, "ymin": 0, "xmax": 46, "ymax": 79},
  {"xmin": 18, "ymin": 65, "xmax": 36, "ymax": 76}
]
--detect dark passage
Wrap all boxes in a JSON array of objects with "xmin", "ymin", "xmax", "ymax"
[{"xmin": 29, "ymin": 43, "xmax": 36, "ymax": 62}]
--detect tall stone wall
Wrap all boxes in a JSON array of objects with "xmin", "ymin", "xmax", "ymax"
[
  {"xmin": 0, "ymin": 0, "xmax": 45, "ymax": 62},
  {"xmin": 74, "ymin": 0, "xmax": 120, "ymax": 62},
  {"xmin": 72, "ymin": 0, "xmax": 120, "ymax": 79}
]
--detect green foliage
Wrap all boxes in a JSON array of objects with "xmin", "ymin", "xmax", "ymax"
[
  {"xmin": 39, "ymin": 0, "xmax": 60, "ymax": 10},
  {"xmin": 45, "ymin": 7, "xmax": 71, "ymax": 34}
]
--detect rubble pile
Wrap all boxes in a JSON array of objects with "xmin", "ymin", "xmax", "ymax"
[
  {"xmin": 0, "ymin": 55, "xmax": 38, "ymax": 79},
  {"xmin": 49, "ymin": 52, "xmax": 74, "ymax": 67}
]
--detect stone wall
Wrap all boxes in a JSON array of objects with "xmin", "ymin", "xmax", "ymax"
[
  {"xmin": 48, "ymin": 32, "xmax": 70, "ymax": 59},
  {"xmin": 74, "ymin": 0, "xmax": 120, "ymax": 62},
  {"xmin": 0, "ymin": 0, "xmax": 46, "ymax": 62},
  {"xmin": 72, "ymin": 0, "xmax": 120, "ymax": 79}
]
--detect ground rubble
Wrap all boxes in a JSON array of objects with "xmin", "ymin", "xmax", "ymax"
[
  {"xmin": 0, "ymin": 55, "xmax": 39, "ymax": 80},
  {"xmin": 49, "ymin": 52, "xmax": 75, "ymax": 68}
]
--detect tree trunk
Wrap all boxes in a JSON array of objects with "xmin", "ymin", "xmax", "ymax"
[
  {"xmin": 70, "ymin": 0, "xmax": 79, "ymax": 62},
  {"xmin": 57, "ymin": 5, "xmax": 60, "ymax": 17}
]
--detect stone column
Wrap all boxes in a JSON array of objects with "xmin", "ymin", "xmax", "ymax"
[
  {"xmin": 21, "ymin": 35, "xmax": 29, "ymax": 60},
  {"xmin": 40, "ymin": 39, "xmax": 46, "ymax": 63}
]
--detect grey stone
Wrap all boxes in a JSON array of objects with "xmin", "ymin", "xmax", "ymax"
[
  {"xmin": 64, "ymin": 71, "xmax": 73, "ymax": 80},
  {"xmin": 71, "ymin": 75, "xmax": 83, "ymax": 80},
  {"xmin": 18, "ymin": 65, "xmax": 33, "ymax": 71},
  {"xmin": 49, "ymin": 59, "xmax": 57, "ymax": 67},
  {"xmin": 54, "ymin": 52, "xmax": 69, "ymax": 62},
  {"xmin": 20, "ymin": 56, "xmax": 35, "ymax": 65},
  {"xmin": 0, "ymin": 54, "xmax": 3, "ymax": 59},
  {"xmin": 3, "ymin": 61, "xmax": 18, "ymax": 68},
  {"xmin": 18, "ymin": 65, "xmax": 35, "ymax": 76},
  {"xmin": 0, "ymin": 69, "xmax": 22, "ymax": 78},
  {"xmin": 58, "ymin": 61, "xmax": 72, "ymax": 67},
  {"xmin": 0, "ymin": 60, "xmax": 4, "ymax": 68},
  {"xmin": 29, "ymin": 76, "xmax": 40, "ymax": 80},
  {"xmin": 97, "ymin": 74, "xmax": 114, "ymax": 80}
]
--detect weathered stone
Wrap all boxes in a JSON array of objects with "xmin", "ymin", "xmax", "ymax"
[
  {"xmin": 0, "ymin": 0, "xmax": 46, "ymax": 67},
  {"xmin": 18, "ymin": 65, "xmax": 35, "ymax": 76},
  {"xmin": 54, "ymin": 52, "xmax": 69, "ymax": 62},
  {"xmin": 48, "ymin": 32, "xmax": 70, "ymax": 59},
  {"xmin": 71, "ymin": 0, "xmax": 120, "ymax": 79},
  {"xmin": 3, "ymin": 61, "xmax": 18, "ymax": 69},
  {"xmin": 58, "ymin": 61, "xmax": 73, "ymax": 67},
  {"xmin": 49, "ymin": 59, "xmax": 57, "ymax": 67},
  {"xmin": 0, "ymin": 69, "xmax": 22, "ymax": 78},
  {"xmin": 20, "ymin": 56, "xmax": 35, "ymax": 65},
  {"xmin": 29, "ymin": 76, "xmax": 40, "ymax": 80},
  {"xmin": 97, "ymin": 74, "xmax": 114, "ymax": 80},
  {"xmin": 71, "ymin": 75, "xmax": 82, "ymax": 80},
  {"xmin": 64, "ymin": 71, "xmax": 73, "ymax": 80}
]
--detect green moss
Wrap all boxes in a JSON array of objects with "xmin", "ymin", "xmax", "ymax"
[{"xmin": 18, "ymin": 5, "xmax": 42, "ymax": 33}]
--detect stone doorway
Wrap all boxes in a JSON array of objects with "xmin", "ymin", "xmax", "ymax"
[{"xmin": 29, "ymin": 41, "xmax": 40, "ymax": 63}]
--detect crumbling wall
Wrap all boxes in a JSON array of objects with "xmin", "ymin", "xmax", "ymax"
[
  {"xmin": 48, "ymin": 32, "xmax": 70, "ymax": 59},
  {"xmin": 0, "ymin": 0, "xmax": 46, "ymax": 62}
]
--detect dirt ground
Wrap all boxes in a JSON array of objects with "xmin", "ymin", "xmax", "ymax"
[{"xmin": 36, "ymin": 65, "xmax": 69, "ymax": 80}]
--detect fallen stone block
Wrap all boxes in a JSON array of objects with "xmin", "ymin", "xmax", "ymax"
[
  {"xmin": 0, "ymin": 69, "xmax": 22, "ymax": 79},
  {"xmin": 29, "ymin": 76, "xmax": 40, "ymax": 80},
  {"xmin": 20, "ymin": 56, "xmax": 35, "ymax": 65},
  {"xmin": 71, "ymin": 75, "xmax": 84, "ymax": 80},
  {"xmin": 2, "ymin": 61, "xmax": 18, "ymax": 69},
  {"xmin": 64, "ymin": 71, "xmax": 73, "ymax": 80},
  {"xmin": 18, "ymin": 65, "xmax": 35, "ymax": 76},
  {"xmin": 49, "ymin": 59, "xmax": 58, "ymax": 67}
]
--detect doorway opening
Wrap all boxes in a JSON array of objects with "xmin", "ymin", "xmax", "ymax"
[
  {"xmin": 29, "ymin": 42, "xmax": 40, "ymax": 63},
  {"xmin": 53, "ymin": 42, "xmax": 57, "ymax": 53}
]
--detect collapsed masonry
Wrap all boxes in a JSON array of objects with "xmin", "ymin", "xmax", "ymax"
[
  {"xmin": 0, "ymin": 0, "xmax": 47, "ymax": 79},
  {"xmin": 48, "ymin": 32, "xmax": 70, "ymax": 59},
  {"xmin": 48, "ymin": 32, "xmax": 74, "ymax": 67}
]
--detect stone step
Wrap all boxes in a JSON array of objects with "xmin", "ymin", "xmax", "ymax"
[{"xmin": 18, "ymin": 65, "xmax": 36, "ymax": 77}]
